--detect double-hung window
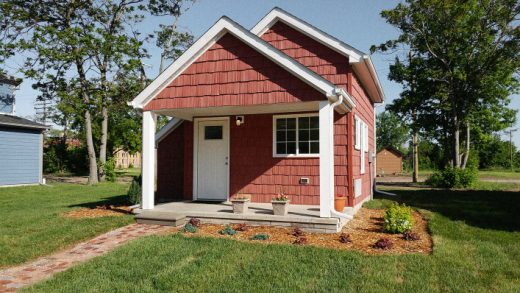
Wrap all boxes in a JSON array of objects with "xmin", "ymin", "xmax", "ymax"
[{"xmin": 274, "ymin": 114, "xmax": 319, "ymax": 157}]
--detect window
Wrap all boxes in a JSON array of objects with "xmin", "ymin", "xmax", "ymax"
[
  {"xmin": 364, "ymin": 123, "xmax": 369, "ymax": 153},
  {"xmin": 274, "ymin": 115, "xmax": 319, "ymax": 156},
  {"xmin": 204, "ymin": 126, "xmax": 223, "ymax": 140}
]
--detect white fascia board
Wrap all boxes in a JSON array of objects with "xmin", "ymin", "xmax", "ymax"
[
  {"xmin": 155, "ymin": 118, "xmax": 183, "ymax": 144},
  {"xmin": 130, "ymin": 16, "xmax": 336, "ymax": 110},
  {"xmin": 362, "ymin": 56, "xmax": 385, "ymax": 103},
  {"xmin": 251, "ymin": 7, "xmax": 364, "ymax": 63},
  {"xmin": 352, "ymin": 58, "xmax": 385, "ymax": 104}
]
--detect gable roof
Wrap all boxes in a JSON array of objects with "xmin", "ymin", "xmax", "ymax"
[
  {"xmin": 130, "ymin": 16, "xmax": 355, "ymax": 111},
  {"xmin": 377, "ymin": 146, "xmax": 404, "ymax": 157},
  {"xmin": 0, "ymin": 114, "xmax": 47, "ymax": 130},
  {"xmin": 252, "ymin": 7, "xmax": 385, "ymax": 103}
]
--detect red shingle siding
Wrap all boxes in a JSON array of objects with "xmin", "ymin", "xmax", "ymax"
[
  {"xmin": 144, "ymin": 34, "xmax": 323, "ymax": 111},
  {"xmin": 156, "ymin": 121, "xmax": 193, "ymax": 201},
  {"xmin": 261, "ymin": 22, "xmax": 353, "ymax": 203},
  {"xmin": 230, "ymin": 113, "xmax": 320, "ymax": 205}
]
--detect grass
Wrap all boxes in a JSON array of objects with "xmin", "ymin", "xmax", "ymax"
[
  {"xmin": 115, "ymin": 167, "xmax": 141, "ymax": 177},
  {"xmin": 0, "ymin": 183, "xmax": 133, "ymax": 268},
  {"xmin": 25, "ymin": 186, "xmax": 520, "ymax": 292},
  {"xmin": 402, "ymin": 169, "xmax": 520, "ymax": 180}
]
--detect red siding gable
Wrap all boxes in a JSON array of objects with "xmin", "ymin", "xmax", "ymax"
[{"xmin": 144, "ymin": 34, "xmax": 324, "ymax": 111}]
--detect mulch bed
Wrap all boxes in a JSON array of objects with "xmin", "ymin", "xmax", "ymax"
[
  {"xmin": 177, "ymin": 208, "xmax": 433, "ymax": 255},
  {"xmin": 62, "ymin": 205, "xmax": 133, "ymax": 218}
]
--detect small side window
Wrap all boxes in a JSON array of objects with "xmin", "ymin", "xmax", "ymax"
[{"xmin": 204, "ymin": 126, "xmax": 223, "ymax": 140}]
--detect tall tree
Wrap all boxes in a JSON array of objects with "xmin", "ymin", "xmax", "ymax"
[
  {"xmin": 376, "ymin": 112, "xmax": 409, "ymax": 152},
  {"xmin": 374, "ymin": 0, "xmax": 520, "ymax": 169}
]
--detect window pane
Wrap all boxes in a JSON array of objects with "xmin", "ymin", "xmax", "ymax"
[
  {"xmin": 205, "ymin": 126, "xmax": 223, "ymax": 140},
  {"xmin": 310, "ymin": 129, "xmax": 319, "ymax": 140},
  {"xmin": 298, "ymin": 117, "xmax": 309, "ymax": 128},
  {"xmin": 310, "ymin": 116, "xmax": 319, "ymax": 129},
  {"xmin": 287, "ymin": 130, "xmax": 296, "ymax": 141},
  {"xmin": 310, "ymin": 142, "xmax": 319, "ymax": 153},
  {"xmin": 276, "ymin": 130, "xmax": 286, "ymax": 142},
  {"xmin": 276, "ymin": 143, "xmax": 286, "ymax": 154},
  {"xmin": 299, "ymin": 129, "xmax": 309, "ymax": 141},
  {"xmin": 299, "ymin": 141, "xmax": 310, "ymax": 154},
  {"xmin": 286, "ymin": 118, "xmax": 296, "ymax": 130},
  {"xmin": 277, "ymin": 119, "xmax": 286, "ymax": 130},
  {"xmin": 287, "ymin": 142, "xmax": 296, "ymax": 154}
]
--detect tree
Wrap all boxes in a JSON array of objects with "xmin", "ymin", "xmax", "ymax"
[
  {"xmin": 373, "ymin": 0, "xmax": 519, "ymax": 170},
  {"xmin": 376, "ymin": 112, "xmax": 409, "ymax": 152},
  {"xmin": 1, "ymin": 0, "xmax": 195, "ymax": 184}
]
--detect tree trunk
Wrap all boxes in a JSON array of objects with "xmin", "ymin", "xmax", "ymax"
[
  {"xmin": 412, "ymin": 109, "xmax": 419, "ymax": 183},
  {"xmin": 75, "ymin": 57, "xmax": 98, "ymax": 184},
  {"xmin": 98, "ymin": 104, "xmax": 108, "ymax": 181},
  {"xmin": 452, "ymin": 111, "xmax": 461, "ymax": 168},
  {"xmin": 461, "ymin": 122, "xmax": 470, "ymax": 169}
]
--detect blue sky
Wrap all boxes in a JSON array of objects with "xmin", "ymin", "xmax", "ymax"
[{"xmin": 7, "ymin": 0, "xmax": 519, "ymax": 145}]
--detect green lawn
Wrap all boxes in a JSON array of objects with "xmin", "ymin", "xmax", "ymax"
[
  {"xmin": 25, "ymin": 186, "xmax": 520, "ymax": 292},
  {"xmin": 115, "ymin": 167, "xmax": 141, "ymax": 178},
  {"xmin": 0, "ymin": 183, "xmax": 133, "ymax": 268}
]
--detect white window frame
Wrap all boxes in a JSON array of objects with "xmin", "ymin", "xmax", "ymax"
[
  {"xmin": 364, "ymin": 123, "xmax": 369, "ymax": 153},
  {"xmin": 273, "ymin": 113, "xmax": 320, "ymax": 158},
  {"xmin": 354, "ymin": 116, "xmax": 361, "ymax": 150},
  {"xmin": 360, "ymin": 121, "xmax": 365, "ymax": 174}
]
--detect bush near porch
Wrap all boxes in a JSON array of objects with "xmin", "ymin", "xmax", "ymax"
[
  {"xmin": 0, "ymin": 183, "xmax": 133, "ymax": 268},
  {"xmin": 25, "ymin": 186, "xmax": 520, "ymax": 292}
]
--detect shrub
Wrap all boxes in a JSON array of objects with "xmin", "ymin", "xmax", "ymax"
[
  {"xmin": 250, "ymin": 233, "xmax": 270, "ymax": 241},
  {"xmin": 383, "ymin": 203, "xmax": 414, "ymax": 234},
  {"xmin": 219, "ymin": 225, "xmax": 237, "ymax": 236},
  {"xmin": 403, "ymin": 231, "xmax": 421, "ymax": 241},
  {"xmin": 293, "ymin": 237, "xmax": 308, "ymax": 245},
  {"xmin": 339, "ymin": 233, "xmax": 352, "ymax": 244},
  {"xmin": 292, "ymin": 228, "xmax": 305, "ymax": 237},
  {"xmin": 374, "ymin": 238, "xmax": 393, "ymax": 250},
  {"xmin": 235, "ymin": 223, "xmax": 248, "ymax": 231},
  {"xmin": 103, "ymin": 158, "xmax": 117, "ymax": 182},
  {"xmin": 126, "ymin": 175, "xmax": 141, "ymax": 205},
  {"xmin": 183, "ymin": 223, "xmax": 198, "ymax": 233},
  {"xmin": 425, "ymin": 167, "xmax": 477, "ymax": 188},
  {"xmin": 188, "ymin": 218, "xmax": 201, "ymax": 228}
]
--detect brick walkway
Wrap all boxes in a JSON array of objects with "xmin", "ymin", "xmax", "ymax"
[{"xmin": 0, "ymin": 224, "xmax": 172, "ymax": 292}]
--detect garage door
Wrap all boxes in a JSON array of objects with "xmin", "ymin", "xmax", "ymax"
[{"xmin": 0, "ymin": 127, "xmax": 41, "ymax": 186}]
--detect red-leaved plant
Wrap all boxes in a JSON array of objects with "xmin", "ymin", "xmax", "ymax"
[
  {"xmin": 374, "ymin": 238, "xmax": 394, "ymax": 250},
  {"xmin": 403, "ymin": 231, "xmax": 421, "ymax": 241},
  {"xmin": 235, "ymin": 223, "xmax": 248, "ymax": 232},
  {"xmin": 292, "ymin": 228, "xmax": 305, "ymax": 237},
  {"xmin": 188, "ymin": 218, "xmax": 201, "ymax": 228},
  {"xmin": 339, "ymin": 233, "xmax": 352, "ymax": 244},
  {"xmin": 293, "ymin": 237, "xmax": 308, "ymax": 245}
]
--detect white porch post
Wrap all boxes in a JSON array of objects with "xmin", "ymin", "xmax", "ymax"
[
  {"xmin": 319, "ymin": 101, "xmax": 334, "ymax": 217},
  {"xmin": 142, "ymin": 111, "xmax": 157, "ymax": 210}
]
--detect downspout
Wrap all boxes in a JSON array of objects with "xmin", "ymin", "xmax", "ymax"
[{"xmin": 330, "ymin": 89, "xmax": 354, "ymax": 220}]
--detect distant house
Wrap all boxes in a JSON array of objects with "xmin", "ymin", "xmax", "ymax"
[
  {"xmin": 0, "ymin": 74, "xmax": 47, "ymax": 186},
  {"xmin": 376, "ymin": 146, "xmax": 404, "ymax": 176}
]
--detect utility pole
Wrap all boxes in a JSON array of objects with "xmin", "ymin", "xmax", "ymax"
[{"xmin": 507, "ymin": 128, "xmax": 518, "ymax": 172}]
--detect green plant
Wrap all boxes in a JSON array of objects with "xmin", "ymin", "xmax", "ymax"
[
  {"xmin": 183, "ymin": 223, "xmax": 198, "ymax": 233},
  {"xmin": 425, "ymin": 167, "xmax": 477, "ymax": 188},
  {"xmin": 126, "ymin": 175, "xmax": 142, "ymax": 205},
  {"xmin": 104, "ymin": 158, "xmax": 117, "ymax": 182},
  {"xmin": 383, "ymin": 203, "xmax": 414, "ymax": 234},
  {"xmin": 374, "ymin": 238, "xmax": 393, "ymax": 250},
  {"xmin": 219, "ymin": 225, "xmax": 237, "ymax": 236},
  {"xmin": 250, "ymin": 233, "xmax": 270, "ymax": 241}
]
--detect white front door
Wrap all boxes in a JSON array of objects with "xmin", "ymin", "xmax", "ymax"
[{"xmin": 195, "ymin": 119, "xmax": 229, "ymax": 201}]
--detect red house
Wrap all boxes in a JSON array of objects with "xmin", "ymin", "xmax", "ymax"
[{"xmin": 131, "ymin": 8, "xmax": 384, "ymax": 223}]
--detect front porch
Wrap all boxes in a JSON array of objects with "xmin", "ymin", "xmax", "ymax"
[{"xmin": 134, "ymin": 201, "xmax": 350, "ymax": 233}]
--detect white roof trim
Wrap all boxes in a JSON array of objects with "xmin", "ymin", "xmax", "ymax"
[
  {"xmin": 130, "ymin": 16, "xmax": 337, "ymax": 110},
  {"xmin": 251, "ymin": 7, "xmax": 385, "ymax": 103},
  {"xmin": 155, "ymin": 118, "xmax": 183, "ymax": 144}
]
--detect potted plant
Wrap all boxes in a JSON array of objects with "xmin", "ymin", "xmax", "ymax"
[
  {"xmin": 272, "ymin": 193, "xmax": 290, "ymax": 216},
  {"xmin": 334, "ymin": 194, "xmax": 346, "ymax": 212},
  {"xmin": 231, "ymin": 193, "xmax": 250, "ymax": 214}
]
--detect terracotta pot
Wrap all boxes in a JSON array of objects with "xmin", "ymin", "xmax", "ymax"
[{"xmin": 334, "ymin": 195, "xmax": 346, "ymax": 212}]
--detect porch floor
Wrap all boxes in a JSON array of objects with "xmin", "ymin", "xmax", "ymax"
[{"xmin": 134, "ymin": 201, "xmax": 349, "ymax": 233}]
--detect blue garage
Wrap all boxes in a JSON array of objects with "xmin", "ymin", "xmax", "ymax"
[{"xmin": 0, "ymin": 114, "xmax": 47, "ymax": 186}]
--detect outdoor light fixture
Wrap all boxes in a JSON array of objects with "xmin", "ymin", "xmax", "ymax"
[{"xmin": 236, "ymin": 116, "xmax": 245, "ymax": 126}]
